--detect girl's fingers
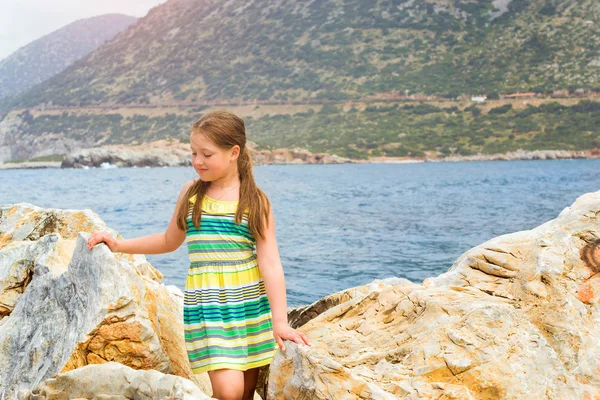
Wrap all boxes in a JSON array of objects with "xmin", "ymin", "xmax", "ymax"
[
  {"xmin": 299, "ymin": 332, "xmax": 311, "ymax": 346},
  {"xmin": 275, "ymin": 335, "xmax": 285, "ymax": 352},
  {"xmin": 88, "ymin": 232, "xmax": 109, "ymax": 249},
  {"xmin": 293, "ymin": 335, "xmax": 305, "ymax": 346}
]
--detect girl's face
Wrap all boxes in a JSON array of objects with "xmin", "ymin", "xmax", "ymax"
[{"xmin": 190, "ymin": 133, "xmax": 239, "ymax": 182}]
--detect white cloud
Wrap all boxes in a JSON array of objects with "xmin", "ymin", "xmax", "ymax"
[{"xmin": 0, "ymin": 0, "xmax": 166, "ymax": 60}]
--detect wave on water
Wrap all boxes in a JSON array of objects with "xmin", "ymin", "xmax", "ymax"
[{"xmin": 100, "ymin": 162, "xmax": 118, "ymax": 169}]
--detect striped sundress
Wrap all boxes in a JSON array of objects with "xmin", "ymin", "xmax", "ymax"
[{"xmin": 183, "ymin": 194, "xmax": 278, "ymax": 374}]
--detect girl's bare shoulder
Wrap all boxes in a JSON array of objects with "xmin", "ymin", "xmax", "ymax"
[
  {"xmin": 183, "ymin": 179, "xmax": 196, "ymax": 190},
  {"xmin": 177, "ymin": 180, "xmax": 196, "ymax": 201}
]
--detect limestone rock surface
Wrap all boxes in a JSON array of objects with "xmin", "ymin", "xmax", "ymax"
[
  {"xmin": 267, "ymin": 191, "xmax": 600, "ymax": 399},
  {"xmin": 0, "ymin": 204, "xmax": 211, "ymax": 398},
  {"xmin": 18, "ymin": 362, "xmax": 210, "ymax": 400}
]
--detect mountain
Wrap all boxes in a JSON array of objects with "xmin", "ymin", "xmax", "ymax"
[
  {"xmin": 0, "ymin": 0, "xmax": 597, "ymax": 110},
  {"xmin": 0, "ymin": 0, "xmax": 598, "ymax": 163},
  {"xmin": 0, "ymin": 14, "xmax": 137, "ymax": 100}
]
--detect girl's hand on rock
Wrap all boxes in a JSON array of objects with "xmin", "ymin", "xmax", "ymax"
[
  {"xmin": 273, "ymin": 323, "xmax": 311, "ymax": 352},
  {"xmin": 87, "ymin": 231, "xmax": 119, "ymax": 252}
]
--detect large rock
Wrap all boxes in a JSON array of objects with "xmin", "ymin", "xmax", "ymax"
[
  {"xmin": 286, "ymin": 277, "xmax": 411, "ymax": 330},
  {"xmin": 18, "ymin": 362, "xmax": 210, "ymax": 400},
  {"xmin": 0, "ymin": 204, "xmax": 212, "ymax": 398},
  {"xmin": 256, "ymin": 277, "xmax": 411, "ymax": 399},
  {"xmin": 267, "ymin": 191, "xmax": 600, "ymax": 399}
]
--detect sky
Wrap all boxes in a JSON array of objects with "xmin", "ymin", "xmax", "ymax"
[{"xmin": 0, "ymin": 0, "xmax": 166, "ymax": 61}]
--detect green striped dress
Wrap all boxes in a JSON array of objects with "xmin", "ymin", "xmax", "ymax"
[{"xmin": 184, "ymin": 194, "xmax": 278, "ymax": 373}]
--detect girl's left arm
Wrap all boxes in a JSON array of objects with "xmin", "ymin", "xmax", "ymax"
[{"xmin": 256, "ymin": 207, "xmax": 311, "ymax": 352}]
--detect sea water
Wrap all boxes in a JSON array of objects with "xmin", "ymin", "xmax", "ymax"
[{"xmin": 1, "ymin": 160, "xmax": 599, "ymax": 306}]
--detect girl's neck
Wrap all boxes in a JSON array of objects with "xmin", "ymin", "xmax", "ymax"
[{"xmin": 209, "ymin": 172, "xmax": 240, "ymax": 190}]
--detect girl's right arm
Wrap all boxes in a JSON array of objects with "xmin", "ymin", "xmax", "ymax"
[{"xmin": 87, "ymin": 180, "xmax": 195, "ymax": 254}]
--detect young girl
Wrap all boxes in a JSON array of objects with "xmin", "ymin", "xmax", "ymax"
[{"xmin": 87, "ymin": 110, "xmax": 311, "ymax": 400}]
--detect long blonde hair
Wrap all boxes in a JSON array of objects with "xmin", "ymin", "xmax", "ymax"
[{"xmin": 176, "ymin": 110, "xmax": 271, "ymax": 240}]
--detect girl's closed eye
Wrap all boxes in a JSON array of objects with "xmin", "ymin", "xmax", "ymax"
[{"xmin": 203, "ymin": 153, "xmax": 213, "ymax": 157}]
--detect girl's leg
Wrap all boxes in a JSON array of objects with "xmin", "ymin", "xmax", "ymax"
[
  {"xmin": 208, "ymin": 369, "xmax": 245, "ymax": 400},
  {"xmin": 242, "ymin": 367, "xmax": 261, "ymax": 400}
]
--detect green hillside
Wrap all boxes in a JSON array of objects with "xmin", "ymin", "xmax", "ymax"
[
  {"xmin": 11, "ymin": 99, "xmax": 599, "ymax": 159},
  {"xmin": 1, "ymin": 0, "xmax": 598, "ymax": 111}
]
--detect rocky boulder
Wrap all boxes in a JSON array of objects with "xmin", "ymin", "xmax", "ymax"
[
  {"xmin": 267, "ymin": 190, "xmax": 600, "ymax": 399},
  {"xmin": 0, "ymin": 204, "xmax": 212, "ymax": 398},
  {"xmin": 18, "ymin": 362, "xmax": 210, "ymax": 400}
]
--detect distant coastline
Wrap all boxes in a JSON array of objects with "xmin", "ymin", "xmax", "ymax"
[
  {"xmin": 364, "ymin": 148, "xmax": 600, "ymax": 164},
  {"xmin": 1, "ymin": 147, "xmax": 599, "ymax": 170},
  {"xmin": 0, "ymin": 161, "xmax": 62, "ymax": 170}
]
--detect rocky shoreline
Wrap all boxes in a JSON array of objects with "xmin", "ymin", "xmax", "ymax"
[
  {"xmin": 365, "ymin": 148, "xmax": 600, "ymax": 164},
  {"xmin": 0, "ymin": 137, "xmax": 353, "ymax": 170},
  {"xmin": 57, "ymin": 140, "xmax": 354, "ymax": 169},
  {"xmin": 0, "ymin": 161, "xmax": 62, "ymax": 170},
  {"xmin": 1, "ymin": 144, "xmax": 598, "ymax": 170},
  {"xmin": 2, "ymin": 191, "xmax": 600, "ymax": 398}
]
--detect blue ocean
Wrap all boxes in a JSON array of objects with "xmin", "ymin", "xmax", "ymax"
[{"xmin": 1, "ymin": 160, "xmax": 599, "ymax": 306}]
